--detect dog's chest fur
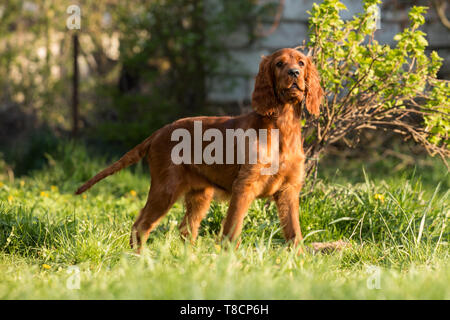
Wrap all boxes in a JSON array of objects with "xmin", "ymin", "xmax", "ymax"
[{"xmin": 257, "ymin": 106, "xmax": 305, "ymax": 197}]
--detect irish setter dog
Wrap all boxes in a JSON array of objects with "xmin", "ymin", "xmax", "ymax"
[{"xmin": 76, "ymin": 48, "xmax": 324, "ymax": 252}]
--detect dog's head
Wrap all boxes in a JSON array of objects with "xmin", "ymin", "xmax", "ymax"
[{"xmin": 251, "ymin": 48, "xmax": 323, "ymax": 117}]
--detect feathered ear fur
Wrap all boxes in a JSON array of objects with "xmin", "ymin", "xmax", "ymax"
[
  {"xmin": 305, "ymin": 57, "xmax": 324, "ymax": 117},
  {"xmin": 251, "ymin": 56, "xmax": 279, "ymax": 116}
]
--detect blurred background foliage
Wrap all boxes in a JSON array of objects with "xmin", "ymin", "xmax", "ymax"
[
  {"xmin": 0, "ymin": 0, "xmax": 448, "ymax": 178},
  {"xmin": 0, "ymin": 0, "xmax": 277, "ymax": 175}
]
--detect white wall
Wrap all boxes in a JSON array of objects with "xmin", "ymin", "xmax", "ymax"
[{"xmin": 207, "ymin": 0, "xmax": 450, "ymax": 104}]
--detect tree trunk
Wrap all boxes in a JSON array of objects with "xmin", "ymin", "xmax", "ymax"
[{"xmin": 72, "ymin": 33, "xmax": 79, "ymax": 138}]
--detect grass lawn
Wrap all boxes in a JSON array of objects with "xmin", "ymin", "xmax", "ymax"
[{"xmin": 0, "ymin": 143, "xmax": 448, "ymax": 299}]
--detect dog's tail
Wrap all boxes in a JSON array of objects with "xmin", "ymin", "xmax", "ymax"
[{"xmin": 75, "ymin": 136, "xmax": 153, "ymax": 195}]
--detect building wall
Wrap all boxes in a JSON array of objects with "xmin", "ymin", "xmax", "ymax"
[{"xmin": 207, "ymin": 0, "xmax": 450, "ymax": 104}]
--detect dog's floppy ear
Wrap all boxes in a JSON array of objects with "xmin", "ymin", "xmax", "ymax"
[
  {"xmin": 305, "ymin": 56, "xmax": 323, "ymax": 117},
  {"xmin": 252, "ymin": 56, "xmax": 279, "ymax": 116}
]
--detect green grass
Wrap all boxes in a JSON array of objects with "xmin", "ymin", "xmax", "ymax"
[{"xmin": 0, "ymin": 143, "xmax": 448, "ymax": 299}]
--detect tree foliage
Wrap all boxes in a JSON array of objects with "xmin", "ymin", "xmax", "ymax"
[
  {"xmin": 102, "ymin": 0, "xmax": 264, "ymax": 145},
  {"xmin": 0, "ymin": 0, "xmax": 273, "ymax": 148}
]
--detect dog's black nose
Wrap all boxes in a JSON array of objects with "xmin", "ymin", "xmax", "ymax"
[{"xmin": 288, "ymin": 68, "xmax": 300, "ymax": 78}]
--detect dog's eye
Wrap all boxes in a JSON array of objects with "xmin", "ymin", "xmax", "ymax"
[
  {"xmin": 276, "ymin": 61, "xmax": 283, "ymax": 68},
  {"xmin": 298, "ymin": 61, "xmax": 305, "ymax": 67}
]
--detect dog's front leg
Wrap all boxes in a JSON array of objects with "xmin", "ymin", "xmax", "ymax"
[
  {"xmin": 222, "ymin": 184, "xmax": 256, "ymax": 244},
  {"xmin": 274, "ymin": 186, "xmax": 303, "ymax": 252}
]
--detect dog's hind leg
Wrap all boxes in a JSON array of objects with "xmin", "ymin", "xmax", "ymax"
[
  {"xmin": 130, "ymin": 180, "xmax": 185, "ymax": 252},
  {"xmin": 179, "ymin": 187, "xmax": 214, "ymax": 242}
]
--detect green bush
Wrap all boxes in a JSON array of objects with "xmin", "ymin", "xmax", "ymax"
[{"xmin": 303, "ymin": 0, "xmax": 449, "ymax": 174}]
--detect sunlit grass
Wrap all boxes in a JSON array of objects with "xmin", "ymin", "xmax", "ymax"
[{"xmin": 0, "ymin": 143, "xmax": 448, "ymax": 299}]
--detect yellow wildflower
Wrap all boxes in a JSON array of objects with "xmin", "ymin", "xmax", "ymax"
[
  {"xmin": 214, "ymin": 244, "xmax": 221, "ymax": 253},
  {"xmin": 8, "ymin": 195, "xmax": 13, "ymax": 203},
  {"xmin": 19, "ymin": 180, "xmax": 25, "ymax": 187},
  {"xmin": 276, "ymin": 258, "xmax": 281, "ymax": 264},
  {"xmin": 82, "ymin": 194, "xmax": 87, "ymax": 199},
  {"xmin": 50, "ymin": 185, "xmax": 58, "ymax": 192},
  {"xmin": 40, "ymin": 191, "xmax": 49, "ymax": 198},
  {"xmin": 130, "ymin": 190, "xmax": 137, "ymax": 197},
  {"xmin": 374, "ymin": 193, "xmax": 385, "ymax": 203},
  {"xmin": 42, "ymin": 264, "xmax": 51, "ymax": 270}
]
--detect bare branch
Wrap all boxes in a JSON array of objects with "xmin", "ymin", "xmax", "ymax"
[{"xmin": 433, "ymin": 0, "xmax": 450, "ymax": 29}]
